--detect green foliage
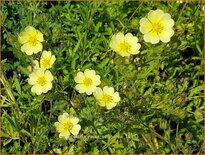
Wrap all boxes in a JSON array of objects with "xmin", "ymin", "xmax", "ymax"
[{"xmin": 1, "ymin": 1, "xmax": 204, "ymax": 154}]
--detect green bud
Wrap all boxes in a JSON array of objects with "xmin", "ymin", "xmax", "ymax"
[
  {"xmin": 69, "ymin": 107, "xmax": 76, "ymax": 115},
  {"xmin": 178, "ymin": 110, "xmax": 186, "ymax": 119},
  {"xmin": 175, "ymin": 96, "xmax": 183, "ymax": 104},
  {"xmin": 153, "ymin": 94, "xmax": 161, "ymax": 101},
  {"xmin": 167, "ymin": 82, "xmax": 175, "ymax": 90},
  {"xmin": 159, "ymin": 119, "xmax": 168, "ymax": 129},
  {"xmin": 53, "ymin": 148, "xmax": 62, "ymax": 154},
  {"xmin": 194, "ymin": 109, "xmax": 203, "ymax": 121},
  {"xmin": 185, "ymin": 132, "xmax": 193, "ymax": 141},
  {"xmin": 175, "ymin": 137, "xmax": 183, "ymax": 148},
  {"xmin": 131, "ymin": 18, "xmax": 139, "ymax": 27},
  {"xmin": 164, "ymin": 147, "xmax": 171, "ymax": 153}
]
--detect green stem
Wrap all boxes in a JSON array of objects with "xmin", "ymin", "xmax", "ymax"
[
  {"xmin": 128, "ymin": 2, "xmax": 143, "ymax": 22},
  {"xmin": 0, "ymin": 67, "xmax": 20, "ymax": 118},
  {"xmin": 91, "ymin": 121, "xmax": 100, "ymax": 136},
  {"xmin": 175, "ymin": 2, "xmax": 187, "ymax": 25}
]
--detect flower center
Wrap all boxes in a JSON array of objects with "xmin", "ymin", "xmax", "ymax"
[
  {"xmin": 83, "ymin": 77, "xmax": 93, "ymax": 87},
  {"xmin": 152, "ymin": 22, "xmax": 164, "ymax": 34},
  {"xmin": 37, "ymin": 76, "xmax": 47, "ymax": 86},
  {"xmin": 41, "ymin": 58, "xmax": 51, "ymax": 68},
  {"xmin": 100, "ymin": 94, "xmax": 113, "ymax": 104},
  {"xmin": 63, "ymin": 121, "xmax": 74, "ymax": 131},
  {"xmin": 118, "ymin": 42, "xmax": 132, "ymax": 53},
  {"xmin": 29, "ymin": 35, "xmax": 38, "ymax": 46}
]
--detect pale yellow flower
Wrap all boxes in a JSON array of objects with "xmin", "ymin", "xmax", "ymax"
[
  {"xmin": 74, "ymin": 69, "xmax": 101, "ymax": 95},
  {"xmin": 54, "ymin": 113, "xmax": 81, "ymax": 139},
  {"xmin": 140, "ymin": 9, "xmax": 174, "ymax": 44},
  {"xmin": 28, "ymin": 68, "xmax": 53, "ymax": 95},
  {"xmin": 18, "ymin": 26, "xmax": 43, "ymax": 55},
  {"xmin": 94, "ymin": 86, "xmax": 121, "ymax": 110},
  {"xmin": 33, "ymin": 60, "xmax": 40, "ymax": 70},
  {"xmin": 40, "ymin": 51, "xmax": 56, "ymax": 69},
  {"xmin": 27, "ymin": 60, "xmax": 39, "ymax": 73},
  {"xmin": 176, "ymin": 0, "xmax": 183, "ymax": 3},
  {"xmin": 109, "ymin": 32, "xmax": 141, "ymax": 57}
]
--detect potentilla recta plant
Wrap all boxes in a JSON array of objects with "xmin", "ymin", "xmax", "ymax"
[{"xmin": 1, "ymin": 2, "xmax": 203, "ymax": 154}]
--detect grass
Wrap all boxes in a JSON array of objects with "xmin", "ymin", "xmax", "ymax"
[{"xmin": 1, "ymin": 1, "xmax": 204, "ymax": 154}]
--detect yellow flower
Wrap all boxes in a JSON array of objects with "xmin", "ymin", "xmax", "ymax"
[
  {"xmin": 40, "ymin": 51, "xmax": 56, "ymax": 69},
  {"xmin": 94, "ymin": 86, "xmax": 121, "ymax": 110},
  {"xmin": 18, "ymin": 26, "xmax": 43, "ymax": 55},
  {"xmin": 139, "ymin": 9, "xmax": 174, "ymax": 44},
  {"xmin": 109, "ymin": 32, "xmax": 141, "ymax": 57},
  {"xmin": 32, "ymin": 60, "xmax": 40, "ymax": 70},
  {"xmin": 28, "ymin": 68, "xmax": 53, "ymax": 95},
  {"xmin": 74, "ymin": 69, "xmax": 101, "ymax": 95},
  {"xmin": 54, "ymin": 113, "xmax": 81, "ymax": 139},
  {"xmin": 27, "ymin": 60, "xmax": 39, "ymax": 73}
]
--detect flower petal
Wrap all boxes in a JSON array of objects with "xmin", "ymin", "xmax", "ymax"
[
  {"xmin": 21, "ymin": 43, "xmax": 34, "ymax": 55},
  {"xmin": 59, "ymin": 131, "xmax": 70, "ymax": 139},
  {"xmin": 159, "ymin": 28, "xmax": 174, "ymax": 43},
  {"xmin": 75, "ymin": 84, "xmax": 86, "ymax": 93},
  {"xmin": 106, "ymin": 102, "xmax": 117, "ymax": 110},
  {"xmin": 70, "ymin": 117, "xmax": 79, "ymax": 125},
  {"xmin": 113, "ymin": 92, "xmax": 121, "ymax": 102},
  {"xmin": 103, "ymin": 86, "xmax": 114, "ymax": 95},
  {"xmin": 33, "ymin": 42, "xmax": 43, "ymax": 54},
  {"xmin": 36, "ymin": 30, "xmax": 44, "ymax": 42},
  {"xmin": 93, "ymin": 87, "xmax": 103, "ymax": 99},
  {"xmin": 70, "ymin": 124, "xmax": 81, "ymax": 136},
  {"xmin": 45, "ymin": 70, "xmax": 53, "ymax": 81},
  {"xmin": 58, "ymin": 113, "xmax": 69, "ymax": 124},
  {"xmin": 93, "ymin": 75, "xmax": 101, "ymax": 85},
  {"xmin": 84, "ymin": 69, "xmax": 96, "ymax": 77},
  {"xmin": 54, "ymin": 122, "xmax": 64, "ymax": 133},
  {"xmin": 143, "ymin": 32, "xmax": 160, "ymax": 44},
  {"xmin": 148, "ymin": 9, "xmax": 164, "ymax": 21},
  {"xmin": 74, "ymin": 72, "xmax": 84, "ymax": 83},
  {"xmin": 139, "ymin": 18, "xmax": 152, "ymax": 34}
]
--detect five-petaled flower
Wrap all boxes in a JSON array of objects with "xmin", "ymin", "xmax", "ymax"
[
  {"xmin": 40, "ymin": 51, "xmax": 56, "ymax": 69},
  {"xmin": 94, "ymin": 86, "xmax": 121, "ymax": 110},
  {"xmin": 109, "ymin": 32, "xmax": 141, "ymax": 57},
  {"xmin": 74, "ymin": 69, "xmax": 101, "ymax": 95},
  {"xmin": 28, "ymin": 68, "xmax": 53, "ymax": 95},
  {"xmin": 54, "ymin": 113, "xmax": 81, "ymax": 139},
  {"xmin": 18, "ymin": 26, "xmax": 43, "ymax": 55},
  {"xmin": 139, "ymin": 9, "xmax": 174, "ymax": 44}
]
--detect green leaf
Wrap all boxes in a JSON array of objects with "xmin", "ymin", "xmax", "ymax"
[
  {"xmin": 189, "ymin": 85, "xmax": 203, "ymax": 97},
  {"xmin": 3, "ymin": 139, "xmax": 12, "ymax": 146},
  {"xmin": 97, "ymin": 58, "xmax": 110, "ymax": 69},
  {"xmin": 20, "ymin": 129, "xmax": 32, "ymax": 137},
  {"xmin": 18, "ymin": 66, "xmax": 30, "ymax": 76},
  {"xmin": 14, "ymin": 78, "xmax": 21, "ymax": 95},
  {"xmin": 71, "ymin": 54, "xmax": 79, "ymax": 69}
]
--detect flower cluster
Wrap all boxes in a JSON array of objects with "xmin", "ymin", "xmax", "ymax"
[
  {"xmin": 18, "ymin": 26, "xmax": 56, "ymax": 95},
  {"xmin": 109, "ymin": 9, "xmax": 174, "ymax": 56},
  {"xmin": 17, "ymin": 8, "xmax": 175, "ymax": 140},
  {"xmin": 74, "ymin": 69, "xmax": 121, "ymax": 110}
]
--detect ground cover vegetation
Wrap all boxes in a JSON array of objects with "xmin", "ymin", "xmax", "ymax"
[{"xmin": 0, "ymin": 1, "xmax": 204, "ymax": 154}]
